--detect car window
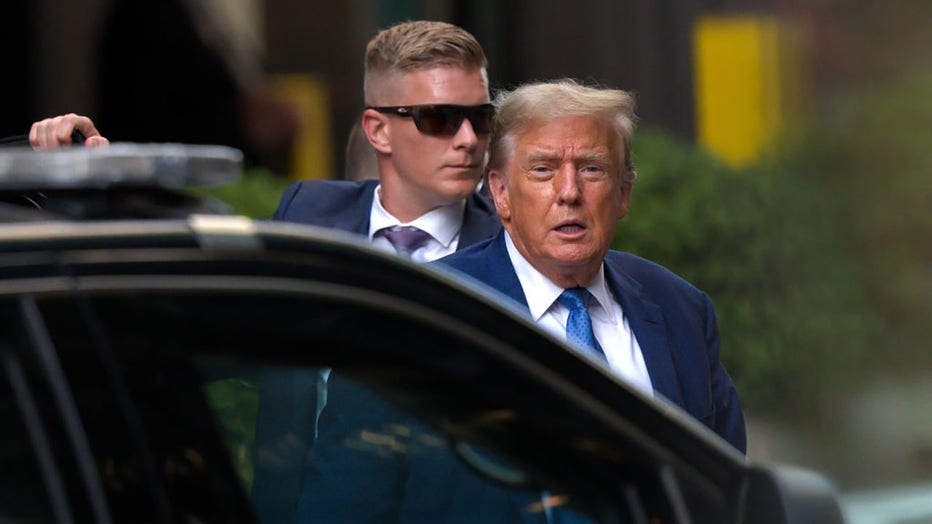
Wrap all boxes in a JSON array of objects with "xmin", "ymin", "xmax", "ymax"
[
  {"xmin": 13, "ymin": 294, "xmax": 254, "ymax": 524},
  {"xmin": 93, "ymin": 288, "xmax": 627, "ymax": 523},
  {"xmin": 204, "ymin": 361, "xmax": 605, "ymax": 524},
  {"xmin": 0, "ymin": 345, "xmax": 56, "ymax": 523}
]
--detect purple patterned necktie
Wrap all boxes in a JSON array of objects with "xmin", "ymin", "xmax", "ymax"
[
  {"xmin": 381, "ymin": 226, "xmax": 433, "ymax": 257},
  {"xmin": 557, "ymin": 288, "xmax": 606, "ymax": 359}
]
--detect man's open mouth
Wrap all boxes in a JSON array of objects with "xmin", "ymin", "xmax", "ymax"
[{"xmin": 555, "ymin": 224, "xmax": 585, "ymax": 233}]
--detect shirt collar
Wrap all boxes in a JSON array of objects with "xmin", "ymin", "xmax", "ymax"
[
  {"xmin": 368, "ymin": 184, "xmax": 465, "ymax": 247},
  {"xmin": 503, "ymin": 231, "xmax": 616, "ymax": 322}
]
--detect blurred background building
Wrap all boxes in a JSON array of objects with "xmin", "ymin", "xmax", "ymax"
[
  {"xmin": 4, "ymin": 0, "xmax": 930, "ymax": 498},
  {"xmin": 3, "ymin": 0, "xmax": 818, "ymax": 177}
]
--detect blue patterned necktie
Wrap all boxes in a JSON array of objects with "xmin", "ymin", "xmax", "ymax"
[
  {"xmin": 381, "ymin": 226, "xmax": 433, "ymax": 257},
  {"xmin": 557, "ymin": 288, "xmax": 606, "ymax": 360}
]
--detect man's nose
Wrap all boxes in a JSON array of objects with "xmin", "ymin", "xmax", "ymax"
[
  {"xmin": 555, "ymin": 164, "xmax": 582, "ymax": 204},
  {"xmin": 451, "ymin": 118, "xmax": 480, "ymax": 151}
]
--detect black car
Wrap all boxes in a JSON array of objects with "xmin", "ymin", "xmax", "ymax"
[{"xmin": 0, "ymin": 145, "xmax": 846, "ymax": 523}]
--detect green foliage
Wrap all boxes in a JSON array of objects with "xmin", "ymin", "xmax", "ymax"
[
  {"xmin": 204, "ymin": 379, "xmax": 258, "ymax": 489},
  {"xmin": 618, "ymin": 129, "xmax": 880, "ymax": 414},
  {"xmin": 619, "ymin": 72, "xmax": 930, "ymax": 415},
  {"xmin": 191, "ymin": 167, "xmax": 293, "ymax": 219},
  {"xmin": 811, "ymin": 71, "xmax": 932, "ymax": 373}
]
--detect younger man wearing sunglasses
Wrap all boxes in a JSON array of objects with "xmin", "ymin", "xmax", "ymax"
[
  {"xmin": 26, "ymin": 21, "xmax": 500, "ymax": 258},
  {"xmin": 258, "ymin": 20, "xmax": 504, "ymax": 523},
  {"xmin": 273, "ymin": 20, "xmax": 501, "ymax": 260},
  {"xmin": 25, "ymin": 21, "xmax": 511, "ymax": 521}
]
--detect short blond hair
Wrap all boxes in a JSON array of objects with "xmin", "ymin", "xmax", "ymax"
[
  {"xmin": 488, "ymin": 79, "xmax": 638, "ymax": 183},
  {"xmin": 364, "ymin": 21, "xmax": 487, "ymax": 103}
]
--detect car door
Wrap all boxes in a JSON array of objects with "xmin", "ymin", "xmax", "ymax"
[{"xmin": 0, "ymin": 217, "xmax": 844, "ymax": 524}]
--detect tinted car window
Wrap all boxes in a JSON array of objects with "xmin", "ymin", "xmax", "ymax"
[
  {"xmin": 96, "ymin": 290, "xmax": 629, "ymax": 523},
  {"xmin": 66, "ymin": 289, "xmax": 685, "ymax": 524},
  {"xmin": 207, "ymin": 362, "xmax": 604, "ymax": 524},
  {"xmin": 10, "ymin": 294, "xmax": 253, "ymax": 523},
  {"xmin": 0, "ymin": 344, "xmax": 56, "ymax": 523}
]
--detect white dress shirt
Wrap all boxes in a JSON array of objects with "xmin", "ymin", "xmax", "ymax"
[
  {"xmin": 367, "ymin": 185, "xmax": 464, "ymax": 262},
  {"xmin": 504, "ymin": 232, "xmax": 653, "ymax": 395}
]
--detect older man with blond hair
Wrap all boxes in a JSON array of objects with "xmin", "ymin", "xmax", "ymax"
[{"xmin": 440, "ymin": 79, "xmax": 746, "ymax": 452}]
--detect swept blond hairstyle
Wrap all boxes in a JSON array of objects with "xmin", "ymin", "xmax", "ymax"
[
  {"xmin": 488, "ymin": 79, "xmax": 638, "ymax": 183},
  {"xmin": 364, "ymin": 20, "xmax": 487, "ymax": 104}
]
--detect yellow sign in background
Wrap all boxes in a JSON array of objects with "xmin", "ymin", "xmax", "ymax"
[
  {"xmin": 693, "ymin": 16, "xmax": 809, "ymax": 167},
  {"xmin": 271, "ymin": 74, "xmax": 335, "ymax": 180}
]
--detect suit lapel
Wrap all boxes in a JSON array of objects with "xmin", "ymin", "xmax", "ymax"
[
  {"xmin": 480, "ymin": 232, "xmax": 528, "ymax": 307},
  {"xmin": 457, "ymin": 193, "xmax": 502, "ymax": 251},
  {"xmin": 338, "ymin": 186, "xmax": 498, "ymax": 245},
  {"xmin": 604, "ymin": 261, "xmax": 685, "ymax": 408},
  {"xmin": 332, "ymin": 180, "xmax": 376, "ymax": 235}
]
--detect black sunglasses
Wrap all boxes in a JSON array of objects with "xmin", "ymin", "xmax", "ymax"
[{"xmin": 366, "ymin": 103, "xmax": 494, "ymax": 136}]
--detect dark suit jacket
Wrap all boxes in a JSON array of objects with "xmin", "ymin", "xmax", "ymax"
[
  {"xmin": 438, "ymin": 231, "xmax": 747, "ymax": 453},
  {"xmin": 252, "ymin": 179, "xmax": 502, "ymax": 523},
  {"xmin": 272, "ymin": 179, "xmax": 501, "ymax": 247}
]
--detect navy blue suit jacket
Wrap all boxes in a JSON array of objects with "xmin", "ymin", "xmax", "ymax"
[
  {"xmin": 252, "ymin": 179, "xmax": 502, "ymax": 523},
  {"xmin": 438, "ymin": 231, "xmax": 747, "ymax": 452},
  {"xmin": 272, "ymin": 179, "xmax": 501, "ymax": 247}
]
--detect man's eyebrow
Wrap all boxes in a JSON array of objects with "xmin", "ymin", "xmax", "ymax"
[
  {"xmin": 523, "ymin": 151, "xmax": 560, "ymax": 163},
  {"xmin": 521, "ymin": 149, "xmax": 613, "ymax": 166},
  {"xmin": 575, "ymin": 152, "xmax": 612, "ymax": 164},
  {"xmin": 525, "ymin": 151, "xmax": 611, "ymax": 163}
]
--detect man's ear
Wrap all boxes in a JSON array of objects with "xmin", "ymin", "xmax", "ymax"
[
  {"xmin": 488, "ymin": 169, "xmax": 511, "ymax": 221},
  {"xmin": 362, "ymin": 109, "xmax": 391, "ymax": 154}
]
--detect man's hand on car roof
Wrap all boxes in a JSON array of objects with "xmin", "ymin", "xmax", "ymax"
[{"xmin": 29, "ymin": 113, "xmax": 110, "ymax": 149}]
